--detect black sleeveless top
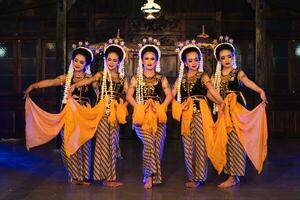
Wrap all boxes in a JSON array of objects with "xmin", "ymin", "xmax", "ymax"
[
  {"xmin": 97, "ymin": 72, "xmax": 126, "ymax": 102},
  {"xmin": 180, "ymin": 72, "xmax": 208, "ymax": 100},
  {"xmin": 220, "ymin": 69, "xmax": 245, "ymax": 106},
  {"xmin": 180, "ymin": 72, "xmax": 208, "ymax": 113},
  {"xmin": 71, "ymin": 74, "xmax": 97, "ymax": 107},
  {"xmin": 136, "ymin": 73, "xmax": 164, "ymax": 102}
]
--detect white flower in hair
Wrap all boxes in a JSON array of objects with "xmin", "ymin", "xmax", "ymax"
[
  {"xmin": 156, "ymin": 41, "xmax": 160, "ymax": 46},
  {"xmin": 142, "ymin": 38, "xmax": 147, "ymax": 43},
  {"xmin": 148, "ymin": 37, "xmax": 153, "ymax": 41},
  {"xmin": 78, "ymin": 41, "xmax": 83, "ymax": 46},
  {"xmin": 120, "ymin": 41, "xmax": 125, "ymax": 46},
  {"xmin": 72, "ymin": 44, "xmax": 77, "ymax": 49},
  {"xmin": 108, "ymin": 39, "xmax": 113, "ymax": 44},
  {"xmin": 85, "ymin": 41, "xmax": 89, "ymax": 46}
]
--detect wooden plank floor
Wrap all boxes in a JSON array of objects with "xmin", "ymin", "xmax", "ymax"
[{"xmin": 0, "ymin": 138, "xmax": 299, "ymax": 200}]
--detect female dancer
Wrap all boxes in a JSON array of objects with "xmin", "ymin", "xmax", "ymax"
[
  {"xmin": 212, "ymin": 36, "xmax": 267, "ymax": 188},
  {"xmin": 24, "ymin": 45, "xmax": 95, "ymax": 185},
  {"xmin": 172, "ymin": 42, "xmax": 224, "ymax": 188},
  {"xmin": 126, "ymin": 37, "xmax": 172, "ymax": 189},
  {"xmin": 70, "ymin": 39, "xmax": 128, "ymax": 187}
]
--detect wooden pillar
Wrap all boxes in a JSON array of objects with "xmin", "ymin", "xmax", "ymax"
[
  {"xmin": 215, "ymin": 0, "xmax": 222, "ymax": 36},
  {"xmin": 56, "ymin": 0, "xmax": 67, "ymax": 76},
  {"xmin": 255, "ymin": 0, "xmax": 266, "ymax": 87},
  {"xmin": 55, "ymin": 0, "xmax": 67, "ymax": 148}
]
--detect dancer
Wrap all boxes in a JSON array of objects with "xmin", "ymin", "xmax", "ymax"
[
  {"xmin": 172, "ymin": 41, "xmax": 224, "ymax": 188},
  {"xmin": 24, "ymin": 44, "xmax": 95, "ymax": 185},
  {"xmin": 126, "ymin": 37, "xmax": 172, "ymax": 189},
  {"xmin": 70, "ymin": 38, "xmax": 128, "ymax": 187},
  {"xmin": 211, "ymin": 36, "xmax": 268, "ymax": 188}
]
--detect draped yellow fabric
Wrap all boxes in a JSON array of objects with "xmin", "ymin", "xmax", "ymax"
[
  {"xmin": 116, "ymin": 99, "xmax": 128, "ymax": 124},
  {"xmin": 25, "ymin": 97, "xmax": 67, "ymax": 150},
  {"xmin": 181, "ymin": 98, "xmax": 193, "ymax": 136},
  {"xmin": 156, "ymin": 102, "xmax": 167, "ymax": 123},
  {"xmin": 25, "ymin": 97, "xmax": 128, "ymax": 157},
  {"xmin": 133, "ymin": 104, "xmax": 145, "ymax": 125},
  {"xmin": 210, "ymin": 113, "xmax": 228, "ymax": 174},
  {"xmin": 171, "ymin": 98, "xmax": 215, "ymax": 159},
  {"xmin": 133, "ymin": 99, "xmax": 167, "ymax": 135},
  {"xmin": 210, "ymin": 93, "xmax": 268, "ymax": 174},
  {"xmin": 172, "ymin": 100, "xmax": 183, "ymax": 122},
  {"xmin": 142, "ymin": 100, "xmax": 158, "ymax": 135},
  {"xmin": 199, "ymin": 99, "xmax": 215, "ymax": 160},
  {"xmin": 63, "ymin": 98, "xmax": 106, "ymax": 156}
]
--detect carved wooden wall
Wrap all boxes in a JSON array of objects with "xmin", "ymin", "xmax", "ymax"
[{"xmin": 0, "ymin": 0, "xmax": 300, "ymax": 139}]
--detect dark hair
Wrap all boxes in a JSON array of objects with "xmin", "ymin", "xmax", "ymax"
[
  {"xmin": 215, "ymin": 43, "xmax": 235, "ymax": 60},
  {"xmin": 141, "ymin": 46, "xmax": 159, "ymax": 60},
  {"xmin": 104, "ymin": 46, "xmax": 124, "ymax": 61},
  {"xmin": 71, "ymin": 48, "xmax": 93, "ymax": 65},
  {"xmin": 181, "ymin": 47, "xmax": 201, "ymax": 62}
]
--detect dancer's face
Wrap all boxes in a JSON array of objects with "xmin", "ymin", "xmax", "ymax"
[
  {"xmin": 73, "ymin": 54, "xmax": 86, "ymax": 72},
  {"xmin": 73, "ymin": 54, "xmax": 87, "ymax": 72},
  {"xmin": 219, "ymin": 49, "xmax": 234, "ymax": 69},
  {"xmin": 142, "ymin": 52, "xmax": 157, "ymax": 71},
  {"xmin": 106, "ymin": 52, "xmax": 120, "ymax": 72},
  {"xmin": 185, "ymin": 51, "xmax": 200, "ymax": 72}
]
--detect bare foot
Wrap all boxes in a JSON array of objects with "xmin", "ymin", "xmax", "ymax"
[
  {"xmin": 69, "ymin": 178, "xmax": 81, "ymax": 185},
  {"xmin": 185, "ymin": 181, "xmax": 198, "ymax": 188},
  {"xmin": 218, "ymin": 176, "xmax": 239, "ymax": 188},
  {"xmin": 80, "ymin": 179, "xmax": 91, "ymax": 186},
  {"xmin": 144, "ymin": 177, "xmax": 153, "ymax": 189},
  {"xmin": 104, "ymin": 181, "xmax": 124, "ymax": 187}
]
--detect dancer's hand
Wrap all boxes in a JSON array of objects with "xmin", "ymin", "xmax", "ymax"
[
  {"xmin": 23, "ymin": 84, "xmax": 35, "ymax": 99},
  {"xmin": 260, "ymin": 91, "xmax": 268, "ymax": 104},
  {"xmin": 68, "ymin": 85, "xmax": 76, "ymax": 98},
  {"xmin": 152, "ymin": 102, "xmax": 157, "ymax": 113},
  {"xmin": 218, "ymin": 102, "xmax": 225, "ymax": 114},
  {"xmin": 182, "ymin": 100, "xmax": 189, "ymax": 111}
]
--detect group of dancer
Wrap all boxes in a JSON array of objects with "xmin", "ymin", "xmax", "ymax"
[{"xmin": 24, "ymin": 36, "xmax": 268, "ymax": 189}]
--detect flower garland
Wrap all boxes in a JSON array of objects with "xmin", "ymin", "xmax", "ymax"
[{"xmin": 175, "ymin": 40, "xmax": 204, "ymax": 103}]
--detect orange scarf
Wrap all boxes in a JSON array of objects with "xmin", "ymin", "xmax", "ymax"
[
  {"xmin": 25, "ymin": 97, "xmax": 128, "ymax": 157},
  {"xmin": 210, "ymin": 93, "xmax": 268, "ymax": 174},
  {"xmin": 133, "ymin": 99, "xmax": 167, "ymax": 134},
  {"xmin": 172, "ymin": 97, "xmax": 215, "ymax": 159}
]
